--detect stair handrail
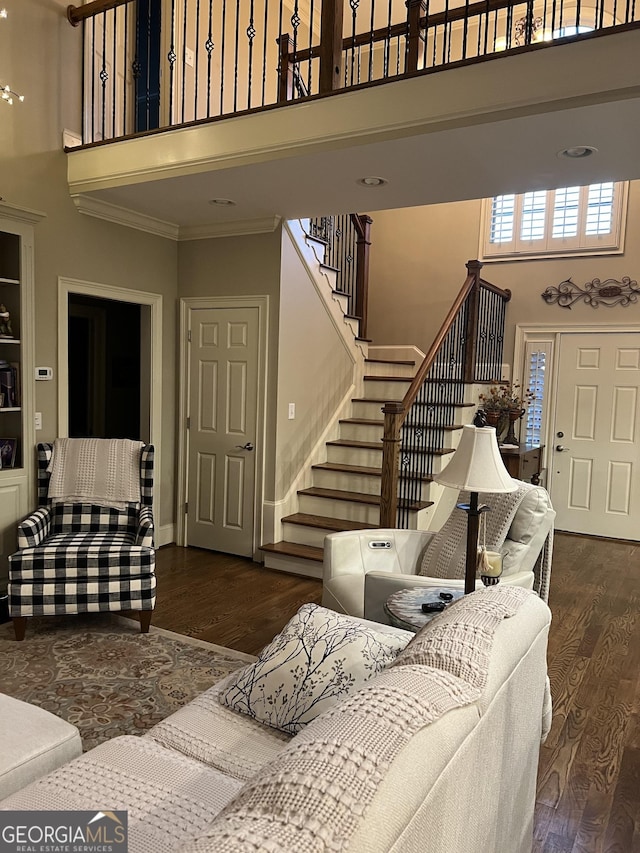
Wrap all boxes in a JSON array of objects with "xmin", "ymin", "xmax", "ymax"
[{"xmin": 379, "ymin": 260, "xmax": 511, "ymax": 527}]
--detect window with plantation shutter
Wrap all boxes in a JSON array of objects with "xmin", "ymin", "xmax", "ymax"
[
  {"xmin": 481, "ymin": 182, "xmax": 627, "ymax": 260},
  {"xmin": 525, "ymin": 350, "xmax": 546, "ymax": 446}
]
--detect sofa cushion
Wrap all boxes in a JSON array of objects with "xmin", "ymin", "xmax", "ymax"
[
  {"xmin": 218, "ymin": 603, "xmax": 407, "ymax": 734},
  {"xmin": 0, "ymin": 735, "xmax": 243, "ymax": 853},
  {"xmin": 147, "ymin": 677, "xmax": 291, "ymax": 781}
]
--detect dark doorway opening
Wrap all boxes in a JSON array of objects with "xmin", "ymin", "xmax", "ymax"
[{"xmin": 68, "ymin": 294, "xmax": 141, "ymax": 440}]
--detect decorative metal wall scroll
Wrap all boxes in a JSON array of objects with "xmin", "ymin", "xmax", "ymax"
[{"xmin": 541, "ymin": 277, "xmax": 640, "ymax": 309}]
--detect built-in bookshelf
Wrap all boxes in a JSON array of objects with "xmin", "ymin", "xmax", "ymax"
[
  {"xmin": 0, "ymin": 202, "xmax": 45, "ymax": 590},
  {"xmin": 0, "ymin": 230, "xmax": 25, "ymax": 469}
]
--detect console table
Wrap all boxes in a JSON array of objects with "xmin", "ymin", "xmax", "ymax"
[{"xmin": 499, "ymin": 444, "xmax": 544, "ymax": 485}]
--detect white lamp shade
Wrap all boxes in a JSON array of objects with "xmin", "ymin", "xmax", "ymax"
[{"xmin": 434, "ymin": 425, "xmax": 517, "ymax": 493}]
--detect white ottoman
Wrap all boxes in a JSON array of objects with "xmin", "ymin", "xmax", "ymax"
[{"xmin": 0, "ymin": 693, "xmax": 82, "ymax": 800}]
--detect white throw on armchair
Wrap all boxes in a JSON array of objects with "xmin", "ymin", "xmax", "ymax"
[{"xmin": 322, "ymin": 481, "xmax": 555, "ymax": 624}]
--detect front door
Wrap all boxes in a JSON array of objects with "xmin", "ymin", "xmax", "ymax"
[
  {"xmin": 186, "ymin": 306, "xmax": 259, "ymax": 556},
  {"xmin": 551, "ymin": 332, "xmax": 640, "ymax": 539}
]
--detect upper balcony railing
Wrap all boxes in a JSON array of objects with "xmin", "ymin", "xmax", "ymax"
[{"xmin": 69, "ymin": 0, "xmax": 640, "ymax": 145}]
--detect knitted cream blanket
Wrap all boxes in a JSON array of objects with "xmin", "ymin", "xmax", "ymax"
[
  {"xmin": 419, "ymin": 481, "xmax": 554, "ymax": 602},
  {"xmin": 47, "ymin": 438, "xmax": 144, "ymax": 508},
  {"xmin": 184, "ymin": 586, "xmax": 534, "ymax": 852}
]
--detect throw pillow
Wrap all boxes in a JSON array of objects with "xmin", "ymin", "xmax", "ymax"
[{"xmin": 218, "ymin": 603, "xmax": 408, "ymax": 734}]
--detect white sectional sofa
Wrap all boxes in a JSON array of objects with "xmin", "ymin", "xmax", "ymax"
[{"xmin": 0, "ymin": 587, "xmax": 552, "ymax": 853}]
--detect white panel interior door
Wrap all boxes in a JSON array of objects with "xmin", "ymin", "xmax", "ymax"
[
  {"xmin": 551, "ymin": 332, "xmax": 640, "ymax": 539},
  {"xmin": 187, "ymin": 306, "xmax": 259, "ymax": 556}
]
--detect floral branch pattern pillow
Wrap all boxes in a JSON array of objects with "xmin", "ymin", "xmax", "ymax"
[{"xmin": 218, "ymin": 603, "xmax": 408, "ymax": 734}]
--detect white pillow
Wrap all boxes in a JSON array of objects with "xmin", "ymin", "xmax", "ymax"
[{"xmin": 218, "ymin": 603, "xmax": 408, "ymax": 734}]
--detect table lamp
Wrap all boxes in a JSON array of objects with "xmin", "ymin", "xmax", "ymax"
[{"xmin": 434, "ymin": 425, "xmax": 517, "ymax": 594}]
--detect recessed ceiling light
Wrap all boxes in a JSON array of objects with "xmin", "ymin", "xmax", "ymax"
[
  {"xmin": 209, "ymin": 198, "xmax": 236, "ymax": 206},
  {"xmin": 558, "ymin": 146, "xmax": 598, "ymax": 159},
  {"xmin": 356, "ymin": 176, "xmax": 388, "ymax": 187}
]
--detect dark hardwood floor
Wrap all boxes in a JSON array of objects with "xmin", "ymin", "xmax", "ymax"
[
  {"xmin": 153, "ymin": 533, "xmax": 640, "ymax": 852},
  {"xmin": 153, "ymin": 545, "xmax": 322, "ymax": 656}
]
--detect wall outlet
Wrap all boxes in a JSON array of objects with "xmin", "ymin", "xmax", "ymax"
[
  {"xmin": 185, "ymin": 47, "xmax": 194, "ymax": 67},
  {"xmin": 288, "ymin": 403, "xmax": 295, "ymax": 420},
  {"xmin": 35, "ymin": 412, "xmax": 42, "ymax": 430}
]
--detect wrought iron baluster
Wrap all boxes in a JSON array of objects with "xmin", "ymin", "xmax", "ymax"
[
  {"xmin": 168, "ymin": 0, "xmax": 176, "ymax": 123},
  {"xmin": 261, "ymin": 0, "xmax": 268, "ymax": 105},
  {"xmin": 383, "ymin": 0, "xmax": 393, "ymax": 76},
  {"xmin": 205, "ymin": 0, "xmax": 213, "ymax": 116},
  {"xmin": 101, "ymin": 11, "xmax": 108, "ymax": 140},
  {"xmin": 349, "ymin": 0, "xmax": 359, "ymax": 87},
  {"xmin": 111, "ymin": 8, "xmax": 116, "ymax": 138},
  {"xmin": 233, "ymin": 1, "xmax": 240, "ymax": 111},
  {"xmin": 194, "ymin": 0, "xmax": 201, "ymax": 118},
  {"xmin": 290, "ymin": 0, "xmax": 300, "ymax": 98},
  {"xmin": 219, "ymin": 0, "xmax": 227, "ymax": 114},
  {"xmin": 247, "ymin": 0, "xmax": 256, "ymax": 108},
  {"xmin": 90, "ymin": 16, "xmax": 97, "ymax": 142},
  {"xmin": 123, "ymin": 4, "xmax": 128, "ymax": 135},
  {"xmin": 181, "ymin": 0, "xmax": 188, "ymax": 123}
]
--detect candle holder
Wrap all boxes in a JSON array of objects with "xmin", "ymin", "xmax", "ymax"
[{"xmin": 478, "ymin": 549, "xmax": 503, "ymax": 586}]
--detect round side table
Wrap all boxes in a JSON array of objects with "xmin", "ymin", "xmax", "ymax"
[{"xmin": 384, "ymin": 587, "xmax": 464, "ymax": 632}]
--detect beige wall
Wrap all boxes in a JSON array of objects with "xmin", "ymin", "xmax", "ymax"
[
  {"xmin": 2, "ymin": 0, "xmax": 178, "ymax": 527},
  {"xmin": 177, "ymin": 231, "xmax": 282, "ymax": 500},
  {"xmin": 367, "ymin": 180, "xmax": 640, "ymax": 361},
  {"xmin": 274, "ymin": 227, "xmax": 354, "ymax": 501}
]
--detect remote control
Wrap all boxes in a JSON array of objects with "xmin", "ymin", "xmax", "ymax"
[{"xmin": 422, "ymin": 601, "xmax": 446, "ymax": 613}]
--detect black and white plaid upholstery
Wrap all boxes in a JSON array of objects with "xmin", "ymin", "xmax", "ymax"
[{"xmin": 8, "ymin": 443, "xmax": 156, "ymax": 619}]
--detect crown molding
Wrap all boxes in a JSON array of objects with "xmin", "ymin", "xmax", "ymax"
[
  {"xmin": 71, "ymin": 194, "xmax": 180, "ymax": 240},
  {"xmin": 0, "ymin": 200, "xmax": 47, "ymax": 224},
  {"xmin": 178, "ymin": 216, "xmax": 282, "ymax": 241}
]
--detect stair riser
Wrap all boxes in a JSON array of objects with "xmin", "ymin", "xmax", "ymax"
[
  {"xmin": 263, "ymin": 552, "xmax": 323, "ymax": 578},
  {"xmin": 365, "ymin": 362, "xmax": 416, "ymax": 378},
  {"xmin": 339, "ymin": 422, "xmax": 384, "ymax": 443},
  {"xmin": 351, "ymin": 400, "xmax": 394, "ymax": 420},
  {"xmin": 327, "ymin": 445, "xmax": 384, "ymax": 467},
  {"xmin": 312, "ymin": 468, "xmax": 435, "ymax": 502},
  {"xmin": 282, "ymin": 522, "xmax": 331, "ymax": 549},
  {"xmin": 363, "ymin": 378, "xmax": 412, "ymax": 399},
  {"xmin": 298, "ymin": 494, "xmax": 381, "ymax": 525}
]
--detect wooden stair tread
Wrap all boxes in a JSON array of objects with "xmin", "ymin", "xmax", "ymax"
[
  {"xmin": 365, "ymin": 358, "xmax": 416, "ymax": 366},
  {"xmin": 261, "ymin": 541, "xmax": 324, "ymax": 562},
  {"xmin": 364, "ymin": 375, "xmax": 412, "ymax": 382},
  {"xmin": 352, "ymin": 398, "xmax": 473, "ymax": 407},
  {"xmin": 327, "ymin": 438, "xmax": 383, "ymax": 451},
  {"xmin": 299, "ymin": 487, "xmax": 432, "ymax": 511},
  {"xmin": 282, "ymin": 513, "xmax": 379, "ymax": 532},
  {"xmin": 313, "ymin": 461, "xmax": 383, "ymax": 476},
  {"xmin": 339, "ymin": 417, "xmax": 463, "ymax": 431}
]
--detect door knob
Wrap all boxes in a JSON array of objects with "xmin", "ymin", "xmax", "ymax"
[
  {"xmin": 555, "ymin": 444, "xmax": 570, "ymax": 452},
  {"xmin": 235, "ymin": 442, "xmax": 254, "ymax": 451}
]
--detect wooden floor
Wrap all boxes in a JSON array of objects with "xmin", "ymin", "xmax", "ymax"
[{"xmin": 154, "ymin": 533, "xmax": 640, "ymax": 852}]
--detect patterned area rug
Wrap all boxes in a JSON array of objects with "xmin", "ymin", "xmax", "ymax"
[{"xmin": 0, "ymin": 614, "xmax": 254, "ymax": 751}]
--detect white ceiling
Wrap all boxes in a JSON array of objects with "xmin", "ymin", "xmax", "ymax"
[{"xmin": 67, "ymin": 30, "xmax": 640, "ymax": 235}]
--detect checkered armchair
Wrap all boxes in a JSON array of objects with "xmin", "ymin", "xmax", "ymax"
[{"xmin": 8, "ymin": 443, "xmax": 156, "ymax": 641}]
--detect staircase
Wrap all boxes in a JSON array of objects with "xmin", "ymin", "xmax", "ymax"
[{"xmin": 261, "ymin": 356, "xmax": 478, "ymax": 577}]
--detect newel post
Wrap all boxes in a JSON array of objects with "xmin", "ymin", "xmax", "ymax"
[
  {"xmin": 405, "ymin": 0, "xmax": 426, "ymax": 73},
  {"xmin": 379, "ymin": 402, "xmax": 404, "ymax": 528},
  {"xmin": 277, "ymin": 34, "xmax": 294, "ymax": 103},
  {"xmin": 319, "ymin": 0, "xmax": 344, "ymax": 94},
  {"xmin": 353, "ymin": 214, "xmax": 372, "ymax": 341},
  {"xmin": 463, "ymin": 259, "xmax": 483, "ymax": 383}
]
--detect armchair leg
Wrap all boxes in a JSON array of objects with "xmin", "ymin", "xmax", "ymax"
[
  {"xmin": 13, "ymin": 617, "xmax": 27, "ymax": 641},
  {"xmin": 139, "ymin": 610, "xmax": 152, "ymax": 634}
]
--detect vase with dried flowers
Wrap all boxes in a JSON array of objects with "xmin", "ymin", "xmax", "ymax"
[{"xmin": 478, "ymin": 382, "xmax": 536, "ymax": 446}]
